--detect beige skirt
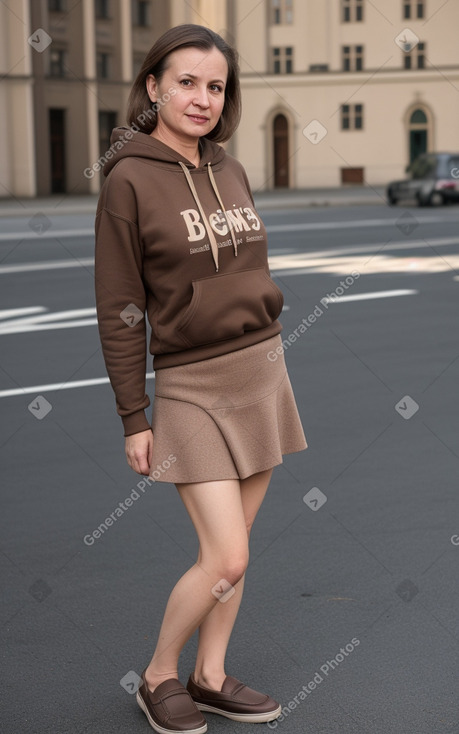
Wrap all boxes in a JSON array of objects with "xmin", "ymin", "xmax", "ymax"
[{"xmin": 149, "ymin": 333, "xmax": 307, "ymax": 483}]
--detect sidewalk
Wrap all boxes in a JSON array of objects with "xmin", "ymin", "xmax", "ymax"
[
  {"xmin": 0, "ymin": 185, "xmax": 386, "ymax": 218},
  {"xmin": 254, "ymin": 184, "xmax": 386, "ymax": 209}
]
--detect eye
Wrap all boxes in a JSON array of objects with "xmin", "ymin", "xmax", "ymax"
[
  {"xmin": 210, "ymin": 84, "xmax": 223, "ymax": 93},
  {"xmin": 180, "ymin": 78, "xmax": 193, "ymax": 87}
]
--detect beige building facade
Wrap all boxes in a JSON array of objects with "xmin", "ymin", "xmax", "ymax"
[
  {"xmin": 233, "ymin": 0, "xmax": 459, "ymax": 189},
  {"xmin": 0, "ymin": 0, "xmax": 458, "ymax": 197}
]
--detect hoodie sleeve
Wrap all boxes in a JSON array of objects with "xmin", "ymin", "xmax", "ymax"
[{"xmin": 94, "ymin": 185, "xmax": 151, "ymax": 437}]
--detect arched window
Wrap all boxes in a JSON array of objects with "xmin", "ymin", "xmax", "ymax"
[{"xmin": 410, "ymin": 109, "xmax": 427, "ymax": 124}]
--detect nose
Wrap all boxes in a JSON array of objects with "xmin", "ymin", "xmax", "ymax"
[{"xmin": 193, "ymin": 85, "xmax": 210, "ymax": 109}]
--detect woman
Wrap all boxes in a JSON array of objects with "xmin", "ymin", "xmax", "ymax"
[{"xmin": 95, "ymin": 24, "xmax": 307, "ymax": 734}]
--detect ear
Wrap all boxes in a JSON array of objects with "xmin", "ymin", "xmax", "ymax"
[{"xmin": 146, "ymin": 74, "xmax": 158, "ymax": 103}]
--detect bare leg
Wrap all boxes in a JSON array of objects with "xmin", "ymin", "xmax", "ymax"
[
  {"xmin": 193, "ymin": 468, "xmax": 273, "ymax": 690},
  {"xmin": 144, "ymin": 478, "xmax": 249, "ymax": 692}
]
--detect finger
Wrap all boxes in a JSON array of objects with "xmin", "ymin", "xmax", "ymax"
[
  {"xmin": 147, "ymin": 434, "xmax": 154, "ymax": 471},
  {"xmin": 140, "ymin": 462, "xmax": 150, "ymax": 476},
  {"xmin": 136, "ymin": 452, "xmax": 150, "ymax": 476}
]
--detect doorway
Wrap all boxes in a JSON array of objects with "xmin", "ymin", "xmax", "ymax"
[
  {"xmin": 273, "ymin": 113, "xmax": 289, "ymax": 187},
  {"xmin": 49, "ymin": 109, "xmax": 66, "ymax": 193},
  {"xmin": 409, "ymin": 109, "xmax": 428, "ymax": 164}
]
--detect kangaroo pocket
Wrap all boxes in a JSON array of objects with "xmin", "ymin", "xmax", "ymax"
[{"xmin": 177, "ymin": 267, "xmax": 284, "ymax": 348}]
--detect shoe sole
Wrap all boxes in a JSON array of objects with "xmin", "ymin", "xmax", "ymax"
[
  {"xmin": 195, "ymin": 702, "xmax": 282, "ymax": 723},
  {"xmin": 136, "ymin": 691, "xmax": 207, "ymax": 734}
]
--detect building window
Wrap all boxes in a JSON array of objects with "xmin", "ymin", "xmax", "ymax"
[
  {"xmin": 133, "ymin": 54, "xmax": 145, "ymax": 77},
  {"xmin": 95, "ymin": 0, "xmax": 110, "ymax": 19},
  {"xmin": 271, "ymin": 47, "xmax": 293, "ymax": 74},
  {"xmin": 342, "ymin": 45, "xmax": 363, "ymax": 71},
  {"xmin": 341, "ymin": 104, "xmax": 363, "ymax": 130},
  {"xmin": 403, "ymin": 1, "xmax": 425, "ymax": 19},
  {"xmin": 403, "ymin": 41, "xmax": 425, "ymax": 69},
  {"xmin": 99, "ymin": 111, "xmax": 117, "ymax": 162},
  {"xmin": 342, "ymin": 0, "xmax": 364, "ymax": 22},
  {"xmin": 271, "ymin": 0, "xmax": 293, "ymax": 25},
  {"xmin": 48, "ymin": 0, "xmax": 66, "ymax": 11},
  {"xmin": 96, "ymin": 52, "xmax": 111, "ymax": 79},
  {"xmin": 49, "ymin": 49, "xmax": 66, "ymax": 77},
  {"xmin": 133, "ymin": 0, "xmax": 150, "ymax": 27}
]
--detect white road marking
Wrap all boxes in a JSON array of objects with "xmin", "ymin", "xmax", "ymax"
[
  {"xmin": 269, "ymin": 246, "xmax": 459, "ymax": 275},
  {"xmin": 0, "ymin": 257, "xmax": 94, "ymax": 274},
  {"xmin": 0, "ymin": 307, "xmax": 98, "ymax": 334},
  {"xmin": 0, "ymin": 373, "xmax": 155, "ymax": 398},
  {"xmin": 0, "ymin": 286, "xmax": 418, "ymax": 338},
  {"xmin": 280, "ymin": 237, "xmax": 459, "ymax": 257},
  {"xmin": 1, "ymin": 307, "xmax": 96, "ymax": 327},
  {"xmin": 0, "ymin": 307, "xmax": 46, "ymax": 319},
  {"xmin": 321, "ymin": 289, "xmax": 418, "ymax": 304},
  {"xmin": 271, "ymin": 255, "xmax": 459, "ymax": 275},
  {"xmin": 0, "ymin": 228, "xmax": 93, "ymax": 242},
  {"xmin": 0, "ymin": 318, "xmax": 98, "ymax": 334}
]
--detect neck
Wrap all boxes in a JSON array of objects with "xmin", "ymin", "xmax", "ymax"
[{"xmin": 150, "ymin": 125, "xmax": 201, "ymax": 167}]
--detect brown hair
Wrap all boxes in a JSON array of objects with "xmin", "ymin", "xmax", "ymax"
[{"xmin": 126, "ymin": 24, "xmax": 241, "ymax": 143}]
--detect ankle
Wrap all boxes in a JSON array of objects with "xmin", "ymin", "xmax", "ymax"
[
  {"xmin": 193, "ymin": 668, "xmax": 226, "ymax": 691},
  {"xmin": 144, "ymin": 666, "xmax": 178, "ymax": 693}
]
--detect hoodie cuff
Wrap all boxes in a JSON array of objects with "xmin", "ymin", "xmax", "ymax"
[{"xmin": 122, "ymin": 410, "xmax": 152, "ymax": 437}]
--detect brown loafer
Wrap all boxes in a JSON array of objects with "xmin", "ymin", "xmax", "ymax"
[
  {"xmin": 186, "ymin": 673, "xmax": 281, "ymax": 723},
  {"xmin": 137, "ymin": 671, "xmax": 207, "ymax": 733}
]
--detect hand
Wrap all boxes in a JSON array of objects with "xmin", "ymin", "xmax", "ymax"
[{"xmin": 125, "ymin": 429, "xmax": 153, "ymax": 475}]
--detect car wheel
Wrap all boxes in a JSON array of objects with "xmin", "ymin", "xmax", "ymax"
[
  {"xmin": 418, "ymin": 191, "xmax": 444, "ymax": 207},
  {"xmin": 417, "ymin": 192, "xmax": 431, "ymax": 207},
  {"xmin": 387, "ymin": 192, "xmax": 397, "ymax": 206},
  {"xmin": 430, "ymin": 191, "xmax": 444, "ymax": 206}
]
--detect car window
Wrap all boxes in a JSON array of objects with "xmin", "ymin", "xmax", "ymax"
[{"xmin": 411, "ymin": 155, "xmax": 437, "ymax": 179}]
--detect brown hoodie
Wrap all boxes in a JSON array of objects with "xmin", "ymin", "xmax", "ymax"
[{"xmin": 95, "ymin": 127, "xmax": 284, "ymax": 436}]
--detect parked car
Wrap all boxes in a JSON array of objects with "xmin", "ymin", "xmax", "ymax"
[{"xmin": 386, "ymin": 152, "xmax": 459, "ymax": 206}]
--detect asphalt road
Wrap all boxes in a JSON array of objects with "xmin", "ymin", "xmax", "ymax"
[{"xmin": 1, "ymin": 201, "xmax": 459, "ymax": 733}]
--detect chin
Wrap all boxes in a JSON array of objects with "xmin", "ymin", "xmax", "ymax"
[{"xmin": 184, "ymin": 124, "xmax": 213, "ymax": 137}]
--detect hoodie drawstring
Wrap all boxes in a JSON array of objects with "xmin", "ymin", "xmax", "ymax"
[
  {"xmin": 178, "ymin": 160, "xmax": 238, "ymax": 273},
  {"xmin": 207, "ymin": 163, "xmax": 238, "ymax": 260}
]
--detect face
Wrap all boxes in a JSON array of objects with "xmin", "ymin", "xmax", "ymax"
[{"xmin": 146, "ymin": 46, "xmax": 228, "ymax": 145}]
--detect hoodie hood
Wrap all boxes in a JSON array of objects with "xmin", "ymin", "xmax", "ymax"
[
  {"xmin": 103, "ymin": 126, "xmax": 226, "ymax": 176},
  {"xmin": 102, "ymin": 126, "xmax": 233, "ymax": 271}
]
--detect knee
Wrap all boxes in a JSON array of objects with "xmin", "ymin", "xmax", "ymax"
[{"xmin": 217, "ymin": 550, "xmax": 249, "ymax": 587}]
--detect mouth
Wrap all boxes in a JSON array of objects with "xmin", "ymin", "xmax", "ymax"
[{"xmin": 187, "ymin": 114, "xmax": 210, "ymax": 123}]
